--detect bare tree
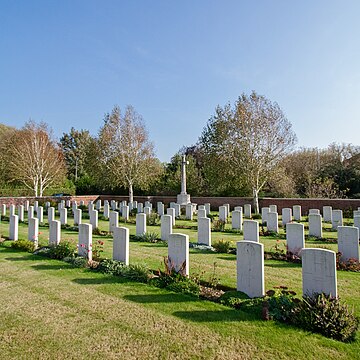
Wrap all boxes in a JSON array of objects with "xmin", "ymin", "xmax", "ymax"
[
  {"xmin": 199, "ymin": 91, "xmax": 297, "ymax": 213},
  {"xmin": 6, "ymin": 121, "xmax": 66, "ymax": 196},
  {"xmin": 97, "ymin": 105, "xmax": 161, "ymax": 202}
]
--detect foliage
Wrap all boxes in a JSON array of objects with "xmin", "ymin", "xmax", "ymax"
[
  {"xmin": 132, "ymin": 232, "xmax": 160, "ymax": 243},
  {"xmin": 10, "ymin": 239, "xmax": 36, "ymax": 252},
  {"xmin": 266, "ymin": 287, "xmax": 299, "ymax": 322},
  {"xmin": 92, "ymin": 240, "xmax": 104, "ymax": 261},
  {"xmin": 294, "ymin": 293, "xmax": 359, "ymax": 342},
  {"xmin": 212, "ymin": 239, "xmax": 231, "ymax": 253},
  {"xmin": 218, "ymin": 291, "xmax": 263, "ymax": 315},
  {"xmin": 146, "ymin": 212, "xmax": 159, "ymax": 226},
  {"xmin": 199, "ymin": 91, "xmax": 297, "ymax": 212},
  {"xmin": 212, "ymin": 219, "xmax": 226, "ymax": 232},
  {"xmin": 47, "ymin": 241, "xmax": 77, "ymax": 259},
  {"xmin": 336, "ymin": 253, "xmax": 360, "ymax": 272},
  {"xmin": 63, "ymin": 256, "xmax": 88, "ymax": 268}
]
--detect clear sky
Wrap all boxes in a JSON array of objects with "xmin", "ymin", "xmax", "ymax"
[{"xmin": 0, "ymin": 0, "xmax": 359, "ymax": 162}]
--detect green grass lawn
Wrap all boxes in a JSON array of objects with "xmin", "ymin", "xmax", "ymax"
[{"xmin": 0, "ymin": 211, "xmax": 359, "ymax": 359}]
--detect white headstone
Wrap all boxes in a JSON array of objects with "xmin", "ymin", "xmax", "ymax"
[
  {"xmin": 269, "ymin": 205, "xmax": 277, "ymax": 213},
  {"xmin": 28, "ymin": 217, "xmax": 39, "ymax": 246},
  {"xmin": 185, "ymin": 203, "xmax": 193, "ymax": 220},
  {"xmin": 354, "ymin": 216, "xmax": 360, "ymax": 238},
  {"xmin": 219, "ymin": 206, "xmax": 227, "ymax": 222},
  {"xmin": 204, "ymin": 203, "xmax": 211, "ymax": 215},
  {"xmin": 60, "ymin": 208, "xmax": 67, "ymax": 225},
  {"xmin": 332, "ymin": 210, "xmax": 343, "ymax": 230},
  {"xmin": 34, "ymin": 201, "xmax": 39, "ymax": 212},
  {"xmin": 9, "ymin": 204, "xmax": 15, "ymax": 216},
  {"xmin": 173, "ymin": 204, "xmax": 181, "ymax": 217},
  {"xmin": 136, "ymin": 213, "xmax": 146, "ymax": 236},
  {"xmin": 161, "ymin": 215, "xmax": 172, "ymax": 241},
  {"xmin": 168, "ymin": 233, "xmax": 189, "ymax": 275},
  {"xmin": 323, "ymin": 206, "xmax": 332, "ymax": 222},
  {"xmin": 24, "ymin": 200, "xmax": 29, "ymax": 211},
  {"xmin": 89, "ymin": 209, "xmax": 98, "ymax": 229},
  {"xmin": 48, "ymin": 207, "xmax": 55, "ymax": 223},
  {"xmin": 36, "ymin": 206, "xmax": 43, "ymax": 223},
  {"xmin": 198, "ymin": 217, "xmax": 211, "ymax": 246},
  {"xmin": 113, "ymin": 226, "xmax": 129, "ymax": 265},
  {"xmin": 236, "ymin": 241, "xmax": 264, "ymax": 298},
  {"xmin": 282, "ymin": 208, "xmax": 292, "ymax": 226},
  {"xmin": 302, "ymin": 248, "xmax": 337, "ymax": 298},
  {"xmin": 309, "ymin": 209, "xmax": 320, "ymax": 215},
  {"xmin": 234, "ymin": 206, "xmax": 243, "ymax": 212},
  {"xmin": 244, "ymin": 204, "xmax": 251, "ymax": 218},
  {"xmin": 261, "ymin": 207, "xmax": 270, "ymax": 225},
  {"xmin": 166, "ymin": 207, "xmax": 176, "ymax": 226},
  {"xmin": 267, "ymin": 212, "xmax": 279, "ymax": 233},
  {"xmin": 137, "ymin": 203, "xmax": 143, "ymax": 213},
  {"xmin": 144, "ymin": 206, "xmax": 152, "ymax": 216},
  {"xmin": 49, "ymin": 220, "xmax": 61, "ymax": 246},
  {"xmin": 18, "ymin": 205, "xmax": 24, "ymax": 222},
  {"xmin": 74, "ymin": 208, "xmax": 82, "ymax": 226},
  {"xmin": 1, "ymin": 204, "xmax": 6, "ymax": 216},
  {"xmin": 103, "ymin": 203, "xmax": 110, "ymax": 219},
  {"xmin": 157, "ymin": 202, "xmax": 164, "ymax": 216},
  {"xmin": 144, "ymin": 201, "xmax": 151, "ymax": 209},
  {"xmin": 308, "ymin": 214, "xmax": 322, "ymax": 238},
  {"xmin": 286, "ymin": 223, "xmax": 305, "ymax": 255},
  {"xmin": 78, "ymin": 223, "xmax": 92, "ymax": 260},
  {"xmin": 197, "ymin": 209, "xmax": 206, "ymax": 218},
  {"xmin": 293, "ymin": 205, "xmax": 302, "ymax": 221},
  {"xmin": 224, "ymin": 204, "xmax": 230, "ymax": 218},
  {"xmin": 28, "ymin": 206, "xmax": 34, "ymax": 220},
  {"xmin": 243, "ymin": 220, "xmax": 259, "ymax": 242},
  {"xmin": 9, "ymin": 214, "xmax": 18, "ymax": 241},
  {"xmin": 96, "ymin": 199, "xmax": 101, "ymax": 210},
  {"xmin": 232, "ymin": 210, "xmax": 243, "ymax": 230},
  {"xmin": 337, "ymin": 226, "xmax": 359, "ymax": 263},
  {"xmin": 66, "ymin": 200, "xmax": 71, "ymax": 208},
  {"xmin": 109, "ymin": 211, "xmax": 119, "ymax": 233},
  {"xmin": 122, "ymin": 205, "xmax": 129, "ymax": 221}
]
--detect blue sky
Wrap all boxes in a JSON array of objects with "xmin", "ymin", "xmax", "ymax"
[{"xmin": 1, "ymin": 0, "xmax": 359, "ymax": 162}]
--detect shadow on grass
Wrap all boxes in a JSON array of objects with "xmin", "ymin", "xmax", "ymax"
[
  {"xmin": 265, "ymin": 262, "xmax": 301, "ymax": 268},
  {"xmin": 216, "ymin": 255, "xmax": 237, "ymax": 261},
  {"xmin": 31, "ymin": 263, "xmax": 73, "ymax": 270},
  {"xmin": 124, "ymin": 293, "xmax": 196, "ymax": 304},
  {"xmin": 72, "ymin": 277, "xmax": 131, "ymax": 285},
  {"xmin": 172, "ymin": 309, "xmax": 256, "ymax": 322}
]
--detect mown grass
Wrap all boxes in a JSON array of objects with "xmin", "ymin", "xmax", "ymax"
[{"xmin": 0, "ymin": 211, "xmax": 359, "ymax": 359}]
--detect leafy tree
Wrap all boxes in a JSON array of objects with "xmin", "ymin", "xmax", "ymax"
[
  {"xmin": 6, "ymin": 121, "xmax": 66, "ymax": 197},
  {"xmin": 199, "ymin": 91, "xmax": 297, "ymax": 213},
  {"xmin": 59, "ymin": 127, "xmax": 92, "ymax": 181},
  {"xmin": 96, "ymin": 105, "xmax": 161, "ymax": 202}
]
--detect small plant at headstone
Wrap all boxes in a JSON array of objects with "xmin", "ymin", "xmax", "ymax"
[
  {"xmin": 96, "ymin": 259, "xmax": 126, "ymax": 275},
  {"xmin": 63, "ymin": 256, "xmax": 88, "ymax": 268},
  {"xmin": 10, "ymin": 239, "xmax": 36, "ymax": 253},
  {"xmin": 92, "ymin": 240, "xmax": 104, "ymax": 261},
  {"xmin": 133, "ymin": 232, "xmax": 160, "ymax": 243},
  {"xmin": 130, "ymin": 208, "xmax": 138, "ymax": 216},
  {"xmin": 336, "ymin": 253, "xmax": 360, "ymax": 272},
  {"xmin": 252, "ymin": 213, "xmax": 261, "ymax": 220},
  {"xmin": 212, "ymin": 219, "xmax": 226, "ymax": 232},
  {"xmin": 212, "ymin": 239, "xmax": 231, "ymax": 253},
  {"xmin": 47, "ymin": 240, "xmax": 77, "ymax": 259},
  {"xmin": 146, "ymin": 213, "xmax": 159, "ymax": 226}
]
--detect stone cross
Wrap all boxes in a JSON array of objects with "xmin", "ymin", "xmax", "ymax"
[{"xmin": 181, "ymin": 155, "xmax": 189, "ymax": 194}]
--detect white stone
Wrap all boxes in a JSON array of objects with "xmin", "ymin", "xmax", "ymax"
[
  {"xmin": 243, "ymin": 220, "xmax": 259, "ymax": 242},
  {"xmin": 24, "ymin": 200, "xmax": 29, "ymax": 211},
  {"xmin": 60, "ymin": 208, "xmax": 67, "ymax": 225},
  {"xmin": 353, "ymin": 210, "xmax": 360, "ymax": 218},
  {"xmin": 66, "ymin": 200, "xmax": 71, "ymax": 208},
  {"xmin": 302, "ymin": 248, "xmax": 337, "ymax": 298},
  {"xmin": 113, "ymin": 227, "xmax": 129, "ymax": 265},
  {"xmin": 161, "ymin": 215, "xmax": 173, "ymax": 241},
  {"xmin": 308, "ymin": 214, "xmax": 322, "ymax": 238},
  {"xmin": 9, "ymin": 214, "xmax": 18, "ymax": 241},
  {"xmin": 136, "ymin": 213, "xmax": 146, "ymax": 236},
  {"xmin": 167, "ymin": 208, "xmax": 176, "ymax": 226},
  {"xmin": 109, "ymin": 211, "xmax": 119, "ymax": 233},
  {"xmin": 185, "ymin": 203, "xmax": 193, "ymax": 220},
  {"xmin": 267, "ymin": 212, "xmax": 279, "ymax": 233},
  {"xmin": 197, "ymin": 209, "xmax": 206, "ymax": 218},
  {"xmin": 232, "ymin": 210, "xmax": 243, "ymax": 230},
  {"xmin": 79, "ymin": 200, "xmax": 85, "ymax": 206},
  {"xmin": 111, "ymin": 200, "xmax": 117, "ymax": 211},
  {"xmin": 1, "ymin": 204, "xmax": 6, "ymax": 216},
  {"xmin": 219, "ymin": 206, "xmax": 227, "ymax": 222},
  {"xmin": 18, "ymin": 205, "xmax": 24, "ymax": 222},
  {"xmin": 28, "ymin": 206, "xmax": 34, "ymax": 220},
  {"xmin": 34, "ymin": 201, "xmax": 39, "ymax": 212},
  {"xmin": 282, "ymin": 208, "xmax": 292, "ymax": 226},
  {"xmin": 332, "ymin": 210, "xmax": 343, "ymax": 230},
  {"xmin": 133, "ymin": 201, "xmax": 138, "ymax": 209},
  {"xmin": 137, "ymin": 203, "xmax": 143, "ymax": 213},
  {"xmin": 244, "ymin": 204, "xmax": 251, "ymax": 218},
  {"xmin": 103, "ymin": 203, "xmax": 110, "ymax": 219},
  {"xmin": 49, "ymin": 220, "xmax": 61, "ymax": 246},
  {"xmin": 144, "ymin": 201, "xmax": 152, "ymax": 209},
  {"xmin": 323, "ymin": 206, "xmax": 332, "ymax": 222},
  {"xmin": 173, "ymin": 204, "xmax": 181, "ymax": 217},
  {"xmin": 354, "ymin": 216, "xmax": 360, "ymax": 238},
  {"xmin": 337, "ymin": 226, "xmax": 359, "ymax": 262},
  {"xmin": 236, "ymin": 241, "xmax": 264, "ymax": 298},
  {"xmin": 286, "ymin": 223, "xmax": 305, "ymax": 255},
  {"xmin": 293, "ymin": 205, "xmax": 302, "ymax": 221},
  {"xmin": 74, "ymin": 208, "xmax": 82, "ymax": 226},
  {"xmin": 89, "ymin": 210, "xmax": 98, "ymax": 229},
  {"xmin": 28, "ymin": 217, "xmax": 39, "ymax": 246},
  {"xmin": 198, "ymin": 205, "xmax": 205, "ymax": 211},
  {"xmin": 261, "ymin": 207, "xmax": 270, "ymax": 225},
  {"xmin": 122, "ymin": 205, "xmax": 129, "ymax": 221},
  {"xmin": 36, "ymin": 206, "xmax": 43, "ymax": 223},
  {"xmin": 96, "ymin": 199, "xmax": 101, "ymax": 210},
  {"xmin": 58, "ymin": 202, "xmax": 64, "ymax": 212},
  {"xmin": 157, "ymin": 202, "xmax": 164, "ymax": 216},
  {"xmin": 78, "ymin": 223, "xmax": 92, "ymax": 260},
  {"xmin": 198, "ymin": 217, "xmax": 211, "ymax": 246},
  {"xmin": 204, "ymin": 203, "xmax": 211, "ymax": 215},
  {"xmin": 269, "ymin": 205, "xmax": 277, "ymax": 213},
  {"xmin": 9, "ymin": 204, "xmax": 15, "ymax": 216},
  {"xmin": 309, "ymin": 209, "xmax": 320, "ymax": 215},
  {"xmin": 48, "ymin": 207, "xmax": 55, "ymax": 223},
  {"xmin": 144, "ymin": 206, "xmax": 152, "ymax": 216},
  {"xmin": 168, "ymin": 233, "xmax": 189, "ymax": 275}
]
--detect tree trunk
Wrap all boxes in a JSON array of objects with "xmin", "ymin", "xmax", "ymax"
[
  {"xmin": 129, "ymin": 183, "xmax": 133, "ymax": 203},
  {"xmin": 253, "ymin": 188, "xmax": 259, "ymax": 214}
]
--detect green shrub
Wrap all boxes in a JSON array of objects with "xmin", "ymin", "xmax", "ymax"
[
  {"xmin": 218, "ymin": 291, "xmax": 263, "ymax": 314},
  {"xmin": 121, "ymin": 264, "xmax": 150, "ymax": 283},
  {"xmin": 212, "ymin": 239, "xmax": 231, "ymax": 253},
  {"xmin": 294, "ymin": 293, "xmax": 359, "ymax": 342},
  {"xmin": 10, "ymin": 239, "xmax": 36, "ymax": 253},
  {"xmin": 252, "ymin": 213, "xmax": 261, "ymax": 219},
  {"xmin": 267, "ymin": 288, "xmax": 299, "ymax": 322},
  {"xmin": 47, "ymin": 241, "xmax": 76, "ymax": 260},
  {"xmin": 133, "ymin": 232, "xmax": 160, "ymax": 243},
  {"xmin": 97, "ymin": 259, "xmax": 126, "ymax": 275},
  {"xmin": 146, "ymin": 213, "xmax": 159, "ymax": 226},
  {"xmin": 212, "ymin": 220, "xmax": 226, "ymax": 232},
  {"xmin": 63, "ymin": 256, "xmax": 88, "ymax": 268}
]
